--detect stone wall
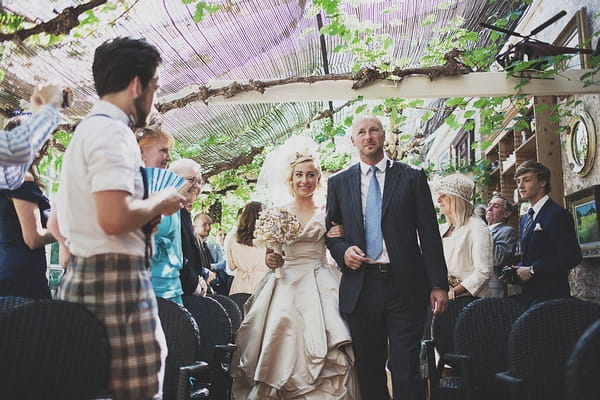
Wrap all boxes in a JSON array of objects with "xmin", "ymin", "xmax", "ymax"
[{"xmin": 562, "ymin": 93, "xmax": 600, "ymax": 303}]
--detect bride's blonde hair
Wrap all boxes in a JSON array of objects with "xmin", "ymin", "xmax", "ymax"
[{"xmin": 288, "ymin": 153, "xmax": 322, "ymax": 197}]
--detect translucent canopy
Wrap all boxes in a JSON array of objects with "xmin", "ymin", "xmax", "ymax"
[{"xmin": 0, "ymin": 0, "xmax": 523, "ymax": 173}]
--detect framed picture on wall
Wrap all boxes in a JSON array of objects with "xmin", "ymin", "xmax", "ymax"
[{"xmin": 568, "ymin": 185, "xmax": 600, "ymax": 258}]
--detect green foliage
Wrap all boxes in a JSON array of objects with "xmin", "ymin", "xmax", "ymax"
[
  {"xmin": 0, "ymin": 10, "xmax": 25, "ymax": 32},
  {"xmin": 38, "ymin": 130, "xmax": 73, "ymax": 194},
  {"xmin": 181, "ymin": 0, "xmax": 221, "ymax": 22},
  {"xmin": 420, "ymin": 16, "xmax": 480, "ymax": 67}
]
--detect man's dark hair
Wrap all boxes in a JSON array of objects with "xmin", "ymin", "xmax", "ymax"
[
  {"xmin": 515, "ymin": 160, "xmax": 551, "ymax": 193},
  {"xmin": 92, "ymin": 37, "xmax": 162, "ymax": 97}
]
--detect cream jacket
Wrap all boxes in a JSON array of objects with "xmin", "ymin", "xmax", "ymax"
[{"xmin": 440, "ymin": 216, "xmax": 493, "ymax": 297}]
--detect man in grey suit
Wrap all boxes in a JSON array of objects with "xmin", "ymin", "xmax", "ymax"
[
  {"xmin": 326, "ymin": 116, "xmax": 449, "ymax": 400},
  {"xmin": 485, "ymin": 196, "xmax": 518, "ymax": 297}
]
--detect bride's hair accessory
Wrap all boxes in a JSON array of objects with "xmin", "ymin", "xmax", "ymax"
[{"xmin": 257, "ymin": 136, "xmax": 324, "ymax": 205}]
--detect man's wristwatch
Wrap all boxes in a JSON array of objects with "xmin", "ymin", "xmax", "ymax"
[{"xmin": 528, "ymin": 266, "xmax": 535, "ymax": 276}]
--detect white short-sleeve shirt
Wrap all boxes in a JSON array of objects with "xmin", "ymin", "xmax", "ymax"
[{"xmin": 56, "ymin": 100, "xmax": 146, "ymax": 257}]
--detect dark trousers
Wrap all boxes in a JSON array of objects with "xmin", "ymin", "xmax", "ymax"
[{"xmin": 345, "ymin": 269, "xmax": 426, "ymax": 400}]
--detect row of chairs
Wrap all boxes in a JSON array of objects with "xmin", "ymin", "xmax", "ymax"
[
  {"xmin": 426, "ymin": 296, "xmax": 600, "ymax": 400},
  {"xmin": 0, "ymin": 292, "xmax": 253, "ymax": 400}
]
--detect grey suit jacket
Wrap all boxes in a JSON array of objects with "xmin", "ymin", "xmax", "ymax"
[
  {"xmin": 325, "ymin": 161, "xmax": 448, "ymax": 314},
  {"xmin": 490, "ymin": 222, "xmax": 518, "ymax": 269}
]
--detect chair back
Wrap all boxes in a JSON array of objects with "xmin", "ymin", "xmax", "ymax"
[
  {"xmin": 454, "ymin": 297, "xmax": 527, "ymax": 399},
  {"xmin": 209, "ymin": 294, "xmax": 243, "ymax": 334},
  {"xmin": 431, "ymin": 295, "xmax": 477, "ymax": 363},
  {"xmin": 565, "ymin": 318, "xmax": 600, "ymax": 400},
  {"xmin": 183, "ymin": 295, "xmax": 233, "ymax": 362},
  {"xmin": 156, "ymin": 297, "xmax": 202, "ymax": 400},
  {"xmin": 0, "ymin": 300, "xmax": 110, "ymax": 400},
  {"xmin": 506, "ymin": 298, "xmax": 600, "ymax": 400},
  {"xmin": 0, "ymin": 295, "xmax": 34, "ymax": 313},
  {"xmin": 228, "ymin": 292, "xmax": 251, "ymax": 317}
]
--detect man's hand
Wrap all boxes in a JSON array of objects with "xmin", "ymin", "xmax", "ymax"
[
  {"xmin": 265, "ymin": 248, "xmax": 284, "ymax": 270},
  {"xmin": 207, "ymin": 271, "xmax": 216, "ymax": 284},
  {"xmin": 30, "ymin": 83, "xmax": 63, "ymax": 112},
  {"xmin": 194, "ymin": 277, "xmax": 208, "ymax": 296},
  {"xmin": 430, "ymin": 288, "xmax": 449, "ymax": 316},
  {"xmin": 154, "ymin": 187, "xmax": 187, "ymax": 216},
  {"xmin": 343, "ymin": 246, "xmax": 369, "ymax": 270},
  {"xmin": 516, "ymin": 266, "xmax": 534, "ymax": 282}
]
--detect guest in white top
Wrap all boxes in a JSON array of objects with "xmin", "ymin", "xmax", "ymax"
[
  {"xmin": 431, "ymin": 173, "xmax": 493, "ymax": 299},
  {"xmin": 226, "ymin": 201, "xmax": 269, "ymax": 295}
]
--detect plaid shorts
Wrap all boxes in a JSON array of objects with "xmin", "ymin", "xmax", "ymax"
[{"xmin": 57, "ymin": 253, "xmax": 166, "ymax": 400}]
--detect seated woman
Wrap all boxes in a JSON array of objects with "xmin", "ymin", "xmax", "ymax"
[
  {"xmin": 225, "ymin": 201, "xmax": 268, "ymax": 295},
  {"xmin": 0, "ymin": 116, "xmax": 56, "ymax": 299},
  {"xmin": 431, "ymin": 172, "xmax": 493, "ymax": 299}
]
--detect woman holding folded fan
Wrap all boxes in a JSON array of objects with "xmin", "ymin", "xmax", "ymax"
[
  {"xmin": 137, "ymin": 126, "xmax": 185, "ymax": 305},
  {"xmin": 431, "ymin": 172, "xmax": 493, "ymax": 299}
]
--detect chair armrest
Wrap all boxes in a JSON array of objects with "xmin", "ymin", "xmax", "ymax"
[
  {"xmin": 496, "ymin": 371, "xmax": 524, "ymax": 400},
  {"xmin": 423, "ymin": 340, "xmax": 439, "ymax": 400},
  {"xmin": 210, "ymin": 344, "xmax": 238, "ymax": 400},
  {"xmin": 177, "ymin": 361, "xmax": 210, "ymax": 400},
  {"xmin": 443, "ymin": 353, "xmax": 470, "ymax": 371},
  {"xmin": 444, "ymin": 353, "xmax": 474, "ymax": 400}
]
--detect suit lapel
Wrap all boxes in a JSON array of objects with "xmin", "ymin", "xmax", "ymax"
[
  {"xmin": 521, "ymin": 199, "xmax": 551, "ymax": 253},
  {"xmin": 348, "ymin": 163, "xmax": 362, "ymax": 220},
  {"xmin": 382, "ymin": 160, "xmax": 400, "ymax": 217}
]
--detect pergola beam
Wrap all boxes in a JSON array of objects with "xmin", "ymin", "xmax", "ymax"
[{"xmin": 157, "ymin": 70, "xmax": 598, "ymax": 107}]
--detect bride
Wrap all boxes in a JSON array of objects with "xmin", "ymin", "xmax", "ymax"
[{"xmin": 232, "ymin": 137, "xmax": 359, "ymax": 399}]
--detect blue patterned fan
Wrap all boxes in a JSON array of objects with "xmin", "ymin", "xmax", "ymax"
[{"xmin": 143, "ymin": 168, "xmax": 186, "ymax": 193}]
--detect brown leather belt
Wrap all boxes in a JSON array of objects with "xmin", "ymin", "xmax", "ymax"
[{"xmin": 365, "ymin": 263, "xmax": 391, "ymax": 273}]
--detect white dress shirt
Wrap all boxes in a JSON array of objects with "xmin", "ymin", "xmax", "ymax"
[
  {"xmin": 56, "ymin": 100, "xmax": 146, "ymax": 257},
  {"xmin": 359, "ymin": 157, "xmax": 390, "ymax": 263}
]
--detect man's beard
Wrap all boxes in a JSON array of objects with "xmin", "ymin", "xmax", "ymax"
[{"xmin": 132, "ymin": 95, "xmax": 149, "ymax": 128}]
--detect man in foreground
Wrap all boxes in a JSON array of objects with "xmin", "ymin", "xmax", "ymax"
[
  {"xmin": 326, "ymin": 115, "xmax": 448, "ymax": 400},
  {"xmin": 54, "ymin": 37, "xmax": 185, "ymax": 399}
]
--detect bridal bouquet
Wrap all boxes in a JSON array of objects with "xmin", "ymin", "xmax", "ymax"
[{"xmin": 254, "ymin": 207, "xmax": 301, "ymax": 278}]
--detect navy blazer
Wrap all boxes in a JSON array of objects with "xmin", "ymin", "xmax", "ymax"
[
  {"xmin": 325, "ymin": 161, "xmax": 448, "ymax": 314},
  {"xmin": 180, "ymin": 207, "xmax": 210, "ymax": 294},
  {"xmin": 519, "ymin": 198, "xmax": 581, "ymax": 302}
]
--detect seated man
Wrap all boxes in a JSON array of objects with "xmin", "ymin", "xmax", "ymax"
[
  {"xmin": 485, "ymin": 195, "xmax": 518, "ymax": 297},
  {"xmin": 194, "ymin": 213, "xmax": 231, "ymax": 295}
]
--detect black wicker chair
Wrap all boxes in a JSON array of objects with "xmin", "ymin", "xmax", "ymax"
[
  {"xmin": 496, "ymin": 297, "xmax": 600, "ymax": 400},
  {"xmin": 156, "ymin": 297, "xmax": 210, "ymax": 400},
  {"xmin": 436, "ymin": 297, "xmax": 527, "ymax": 400},
  {"xmin": 183, "ymin": 295, "xmax": 237, "ymax": 400},
  {"xmin": 0, "ymin": 300, "xmax": 110, "ymax": 400},
  {"xmin": 428, "ymin": 295, "xmax": 478, "ymax": 400},
  {"xmin": 565, "ymin": 318, "xmax": 600, "ymax": 400},
  {"xmin": 431, "ymin": 296, "xmax": 478, "ymax": 368},
  {"xmin": 209, "ymin": 293, "xmax": 243, "ymax": 335},
  {"xmin": 228, "ymin": 292, "xmax": 252, "ymax": 317},
  {"xmin": 0, "ymin": 295, "xmax": 34, "ymax": 313}
]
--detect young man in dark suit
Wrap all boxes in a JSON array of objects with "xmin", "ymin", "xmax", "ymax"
[
  {"xmin": 508, "ymin": 160, "xmax": 581, "ymax": 304},
  {"xmin": 326, "ymin": 115, "xmax": 449, "ymax": 400}
]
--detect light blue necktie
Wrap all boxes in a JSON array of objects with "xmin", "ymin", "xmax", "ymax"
[{"xmin": 365, "ymin": 165, "xmax": 383, "ymax": 260}]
